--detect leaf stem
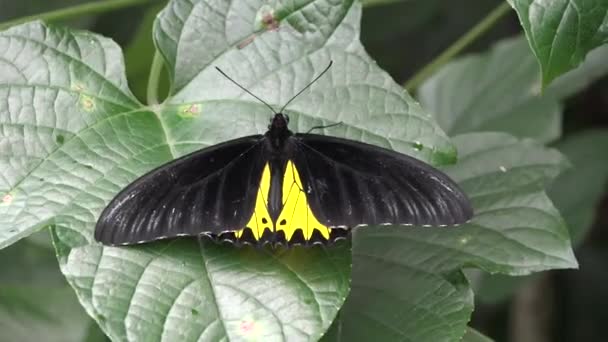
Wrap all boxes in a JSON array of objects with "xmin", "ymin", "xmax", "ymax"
[
  {"xmin": 404, "ymin": 1, "xmax": 512, "ymax": 92},
  {"xmin": 147, "ymin": 51, "xmax": 164, "ymax": 105},
  {"xmin": 0, "ymin": 0, "xmax": 157, "ymax": 31}
]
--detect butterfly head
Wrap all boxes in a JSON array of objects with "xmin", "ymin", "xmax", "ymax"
[
  {"xmin": 269, "ymin": 113, "xmax": 289, "ymax": 130},
  {"xmin": 266, "ymin": 113, "xmax": 292, "ymax": 149}
]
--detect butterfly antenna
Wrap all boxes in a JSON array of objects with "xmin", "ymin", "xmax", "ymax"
[
  {"xmin": 279, "ymin": 61, "xmax": 333, "ymax": 113},
  {"xmin": 215, "ymin": 67, "xmax": 278, "ymax": 115}
]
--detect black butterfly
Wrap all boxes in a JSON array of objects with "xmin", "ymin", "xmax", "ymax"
[{"xmin": 95, "ymin": 62, "xmax": 473, "ymax": 247}]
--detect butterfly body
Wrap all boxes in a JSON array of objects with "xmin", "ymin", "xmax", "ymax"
[
  {"xmin": 95, "ymin": 112, "xmax": 473, "ymax": 247},
  {"xmin": 264, "ymin": 113, "xmax": 295, "ymax": 222}
]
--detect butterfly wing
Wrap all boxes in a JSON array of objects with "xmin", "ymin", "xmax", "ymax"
[
  {"xmin": 95, "ymin": 135, "xmax": 266, "ymax": 246},
  {"xmin": 291, "ymin": 134, "xmax": 473, "ymax": 229}
]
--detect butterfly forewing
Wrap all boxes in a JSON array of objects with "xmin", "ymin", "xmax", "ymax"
[
  {"xmin": 291, "ymin": 134, "xmax": 473, "ymax": 229},
  {"xmin": 95, "ymin": 135, "xmax": 265, "ymax": 246}
]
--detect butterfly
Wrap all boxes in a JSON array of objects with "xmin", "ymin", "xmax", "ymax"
[{"xmin": 95, "ymin": 62, "xmax": 473, "ymax": 247}]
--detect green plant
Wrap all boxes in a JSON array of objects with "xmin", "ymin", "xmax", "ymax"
[{"xmin": 1, "ymin": 0, "xmax": 607, "ymax": 341}]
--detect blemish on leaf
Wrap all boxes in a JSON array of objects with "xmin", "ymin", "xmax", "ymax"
[
  {"xmin": 71, "ymin": 83, "xmax": 85, "ymax": 92},
  {"xmin": 262, "ymin": 12, "xmax": 279, "ymax": 30},
  {"xmin": 56, "ymin": 134, "xmax": 65, "ymax": 145},
  {"xmin": 80, "ymin": 95, "xmax": 95, "ymax": 112},
  {"xmin": 178, "ymin": 104, "xmax": 202, "ymax": 118},
  {"xmin": 191, "ymin": 308, "xmax": 199, "ymax": 316},
  {"xmin": 239, "ymin": 320, "xmax": 256, "ymax": 334},
  {"xmin": 85, "ymin": 165, "xmax": 93, "ymax": 169},
  {"xmin": 499, "ymin": 166, "xmax": 507, "ymax": 172},
  {"xmin": 256, "ymin": 6, "xmax": 280, "ymax": 31},
  {"xmin": 237, "ymin": 34, "xmax": 257, "ymax": 49},
  {"xmin": 460, "ymin": 236, "xmax": 470, "ymax": 244},
  {"xmin": 412, "ymin": 141, "xmax": 423, "ymax": 151},
  {"xmin": 2, "ymin": 194, "xmax": 13, "ymax": 205}
]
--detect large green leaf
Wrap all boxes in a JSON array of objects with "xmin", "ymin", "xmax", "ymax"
[
  {"xmin": 418, "ymin": 35, "xmax": 608, "ymax": 143},
  {"xmin": 507, "ymin": 0, "xmax": 608, "ymax": 87},
  {"xmin": 0, "ymin": 0, "xmax": 456, "ymax": 340},
  {"xmin": 0, "ymin": 22, "xmax": 140, "ymax": 249},
  {"xmin": 419, "ymin": 34, "xmax": 608, "ymax": 306},
  {"xmin": 475, "ymin": 129, "xmax": 608, "ymax": 304},
  {"xmin": 322, "ymin": 132, "xmax": 576, "ymax": 341},
  {"xmin": 152, "ymin": 0, "xmax": 453, "ymax": 165}
]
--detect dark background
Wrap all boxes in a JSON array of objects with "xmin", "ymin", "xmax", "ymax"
[{"xmin": 1, "ymin": 0, "xmax": 607, "ymax": 341}]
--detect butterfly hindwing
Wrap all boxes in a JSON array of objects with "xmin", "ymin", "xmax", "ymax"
[
  {"xmin": 291, "ymin": 134, "xmax": 473, "ymax": 229},
  {"xmin": 275, "ymin": 160, "xmax": 332, "ymax": 244},
  {"xmin": 95, "ymin": 135, "xmax": 266, "ymax": 246}
]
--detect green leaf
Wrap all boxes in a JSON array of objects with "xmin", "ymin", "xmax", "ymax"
[
  {"xmin": 507, "ymin": 0, "xmax": 608, "ymax": 87},
  {"xmin": 0, "ymin": 21, "xmax": 140, "ymax": 249},
  {"xmin": 475, "ymin": 130, "xmax": 608, "ymax": 304},
  {"xmin": 323, "ymin": 132, "xmax": 576, "ymax": 341},
  {"xmin": 153, "ymin": 0, "xmax": 454, "ymax": 166},
  {"xmin": 1, "ymin": 0, "xmax": 455, "ymax": 340},
  {"xmin": 418, "ymin": 35, "xmax": 608, "ymax": 143},
  {"xmin": 419, "ymin": 35, "xmax": 606, "ymax": 307},
  {"xmin": 54, "ymin": 235, "xmax": 352, "ymax": 341}
]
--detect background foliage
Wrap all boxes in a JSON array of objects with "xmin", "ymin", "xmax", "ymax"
[{"xmin": 1, "ymin": 0, "xmax": 607, "ymax": 341}]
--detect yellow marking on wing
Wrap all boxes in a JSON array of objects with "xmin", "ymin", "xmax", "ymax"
[
  {"xmin": 237, "ymin": 163, "xmax": 272, "ymax": 240},
  {"xmin": 276, "ymin": 161, "xmax": 330, "ymax": 241}
]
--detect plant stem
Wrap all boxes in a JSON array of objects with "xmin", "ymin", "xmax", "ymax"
[
  {"xmin": 404, "ymin": 1, "xmax": 512, "ymax": 92},
  {"xmin": 147, "ymin": 51, "xmax": 164, "ymax": 105},
  {"xmin": 0, "ymin": 0, "xmax": 156, "ymax": 31}
]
